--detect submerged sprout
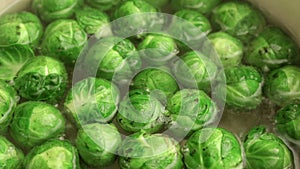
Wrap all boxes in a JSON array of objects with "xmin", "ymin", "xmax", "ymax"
[
  {"xmin": 64, "ymin": 77, "xmax": 120, "ymax": 127},
  {"xmin": 75, "ymin": 6, "xmax": 110, "ymax": 35},
  {"xmin": 264, "ymin": 65, "xmax": 300, "ymax": 106},
  {"xmin": 40, "ymin": 19, "xmax": 87, "ymax": 65},
  {"xmin": 32, "ymin": 0, "xmax": 80, "ymax": 23},
  {"xmin": 0, "ymin": 12, "xmax": 43, "ymax": 48},
  {"xmin": 86, "ymin": 0, "xmax": 120, "ymax": 11},
  {"xmin": 211, "ymin": 1, "xmax": 266, "ymax": 42},
  {"xmin": 0, "ymin": 80, "xmax": 18, "ymax": 133},
  {"xmin": 245, "ymin": 27, "xmax": 299, "ymax": 72},
  {"xmin": 117, "ymin": 89, "xmax": 169, "ymax": 134},
  {"xmin": 182, "ymin": 128, "xmax": 243, "ymax": 169},
  {"xmin": 172, "ymin": 0, "xmax": 222, "ymax": 14},
  {"xmin": 76, "ymin": 123, "xmax": 122, "ymax": 167},
  {"xmin": 14, "ymin": 56, "xmax": 68, "ymax": 102},
  {"xmin": 0, "ymin": 44, "xmax": 34, "ymax": 81},
  {"xmin": 204, "ymin": 32, "xmax": 244, "ymax": 68},
  {"xmin": 244, "ymin": 126, "xmax": 294, "ymax": 169},
  {"xmin": 275, "ymin": 103, "xmax": 300, "ymax": 141},
  {"xmin": 118, "ymin": 132, "xmax": 183, "ymax": 169},
  {"xmin": 10, "ymin": 101, "xmax": 65, "ymax": 149},
  {"xmin": 23, "ymin": 140, "xmax": 80, "ymax": 169},
  {"xmin": 167, "ymin": 89, "xmax": 218, "ymax": 137},
  {"xmin": 0, "ymin": 135, "xmax": 24, "ymax": 169}
]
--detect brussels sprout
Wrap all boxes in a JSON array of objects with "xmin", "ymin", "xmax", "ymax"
[
  {"xmin": 76, "ymin": 123, "xmax": 122, "ymax": 167},
  {"xmin": 112, "ymin": 0, "xmax": 159, "ymax": 37},
  {"xmin": 14, "ymin": 56, "xmax": 68, "ymax": 102},
  {"xmin": 244, "ymin": 126, "xmax": 294, "ymax": 169},
  {"xmin": 75, "ymin": 6, "xmax": 110, "ymax": 35},
  {"xmin": 131, "ymin": 68, "xmax": 179, "ymax": 101},
  {"xmin": 275, "ymin": 103, "xmax": 300, "ymax": 141},
  {"xmin": 23, "ymin": 139, "xmax": 80, "ymax": 169},
  {"xmin": 222, "ymin": 65, "xmax": 263, "ymax": 109},
  {"xmin": 264, "ymin": 66, "xmax": 300, "ymax": 106},
  {"xmin": 40, "ymin": 19, "xmax": 87, "ymax": 65},
  {"xmin": 0, "ymin": 80, "xmax": 18, "ymax": 133},
  {"xmin": 172, "ymin": 51, "xmax": 218, "ymax": 91},
  {"xmin": 10, "ymin": 101, "xmax": 65, "ymax": 149},
  {"xmin": 138, "ymin": 34, "xmax": 178, "ymax": 65},
  {"xmin": 203, "ymin": 32, "xmax": 244, "ymax": 68},
  {"xmin": 32, "ymin": 0, "xmax": 81, "ymax": 23},
  {"xmin": 0, "ymin": 12, "xmax": 43, "ymax": 48},
  {"xmin": 117, "ymin": 89, "xmax": 169, "ymax": 134},
  {"xmin": 245, "ymin": 27, "xmax": 299, "ymax": 72},
  {"xmin": 172, "ymin": 0, "xmax": 222, "ymax": 14},
  {"xmin": 144, "ymin": 0, "xmax": 169, "ymax": 8},
  {"xmin": 182, "ymin": 127, "xmax": 243, "ymax": 169},
  {"xmin": 0, "ymin": 135, "xmax": 24, "ymax": 169},
  {"xmin": 167, "ymin": 89, "xmax": 218, "ymax": 137},
  {"xmin": 85, "ymin": 36, "xmax": 140, "ymax": 81},
  {"xmin": 118, "ymin": 132, "xmax": 183, "ymax": 169},
  {"xmin": 211, "ymin": 1, "xmax": 266, "ymax": 42},
  {"xmin": 0, "ymin": 44, "xmax": 34, "ymax": 81},
  {"xmin": 64, "ymin": 77, "xmax": 119, "ymax": 127},
  {"xmin": 170, "ymin": 9, "xmax": 212, "ymax": 51},
  {"xmin": 86, "ymin": 0, "xmax": 120, "ymax": 11}
]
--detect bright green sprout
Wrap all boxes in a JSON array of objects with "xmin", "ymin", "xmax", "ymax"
[
  {"xmin": 40, "ymin": 19, "xmax": 87, "ymax": 65},
  {"xmin": 14, "ymin": 56, "xmax": 68, "ymax": 103},
  {"xmin": 264, "ymin": 65, "xmax": 300, "ymax": 106},
  {"xmin": 0, "ymin": 12, "xmax": 43, "ymax": 48},
  {"xmin": 118, "ymin": 132, "xmax": 184, "ymax": 169},
  {"xmin": 117, "ymin": 89, "xmax": 169, "ymax": 134},
  {"xmin": 86, "ymin": 0, "xmax": 120, "ymax": 11},
  {"xmin": 244, "ymin": 126, "xmax": 294, "ymax": 169},
  {"xmin": 211, "ymin": 1, "xmax": 266, "ymax": 42},
  {"xmin": 0, "ymin": 135, "xmax": 24, "ymax": 169},
  {"xmin": 172, "ymin": 0, "xmax": 222, "ymax": 14},
  {"xmin": 245, "ymin": 27, "xmax": 299, "ymax": 72},
  {"xmin": 64, "ymin": 77, "xmax": 120, "ymax": 127},
  {"xmin": 144, "ymin": 0, "xmax": 169, "ymax": 8},
  {"xmin": 23, "ymin": 139, "xmax": 81, "ymax": 169},
  {"xmin": 182, "ymin": 127, "xmax": 243, "ymax": 169},
  {"xmin": 32, "ymin": 0, "xmax": 81, "ymax": 23},
  {"xmin": 76, "ymin": 123, "xmax": 122, "ymax": 167}
]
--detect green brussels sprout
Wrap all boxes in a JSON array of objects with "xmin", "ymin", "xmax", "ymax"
[
  {"xmin": 76, "ymin": 123, "xmax": 122, "ymax": 167},
  {"xmin": 182, "ymin": 128, "xmax": 243, "ymax": 169},
  {"xmin": 211, "ymin": 1, "xmax": 266, "ymax": 42},
  {"xmin": 244, "ymin": 126, "xmax": 294, "ymax": 169},
  {"xmin": 0, "ymin": 12, "xmax": 43, "ymax": 48},
  {"xmin": 170, "ymin": 9, "xmax": 212, "ymax": 52},
  {"xmin": 245, "ymin": 27, "xmax": 299, "ymax": 72},
  {"xmin": 117, "ymin": 89, "xmax": 169, "ymax": 134},
  {"xmin": 86, "ymin": 0, "xmax": 120, "ymax": 11},
  {"xmin": 10, "ymin": 101, "xmax": 65, "ymax": 149},
  {"xmin": 0, "ymin": 44, "xmax": 34, "ymax": 81},
  {"xmin": 167, "ymin": 89, "xmax": 218, "ymax": 137},
  {"xmin": 275, "ymin": 103, "xmax": 300, "ymax": 141},
  {"xmin": 40, "ymin": 19, "xmax": 87, "ymax": 65},
  {"xmin": 131, "ymin": 68, "xmax": 179, "ymax": 101},
  {"xmin": 32, "ymin": 0, "xmax": 81, "ymax": 23},
  {"xmin": 144, "ymin": 0, "xmax": 169, "ymax": 8},
  {"xmin": 85, "ymin": 36, "xmax": 140, "ymax": 81},
  {"xmin": 23, "ymin": 139, "xmax": 81, "ymax": 169},
  {"xmin": 172, "ymin": 0, "xmax": 222, "ymax": 14},
  {"xmin": 0, "ymin": 135, "xmax": 24, "ymax": 169},
  {"xmin": 64, "ymin": 77, "xmax": 120, "ymax": 127},
  {"xmin": 118, "ymin": 132, "xmax": 183, "ymax": 169},
  {"xmin": 172, "ymin": 51, "xmax": 218, "ymax": 91},
  {"xmin": 14, "ymin": 56, "xmax": 68, "ymax": 102},
  {"xmin": 138, "ymin": 34, "xmax": 178, "ymax": 65},
  {"xmin": 264, "ymin": 66, "xmax": 300, "ymax": 106},
  {"xmin": 75, "ymin": 6, "xmax": 110, "ymax": 35},
  {"xmin": 222, "ymin": 65, "xmax": 263, "ymax": 110},
  {"xmin": 0, "ymin": 80, "xmax": 18, "ymax": 133},
  {"xmin": 203, "ymin": 32, "xmax": 244, "ymax": 68},
  {"xmin": 112, "ymin": 0, "xmax": 159, "ymax": 37}
]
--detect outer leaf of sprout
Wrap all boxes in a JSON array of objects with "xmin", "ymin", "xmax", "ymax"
[
  {"xmin": 144, "ymin": 0, "xmax": 169, "ymax": 8},
  {"xmin": 86, "ymin": 0, "xmax": 120, "ymax": 11},
  {"xmin": 0, "ymin": 136, "xmax": 24, "ymax": 169},
  {"xmin": 171, "ymin": 0, "xmax": 222, "ymax": 14}
]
